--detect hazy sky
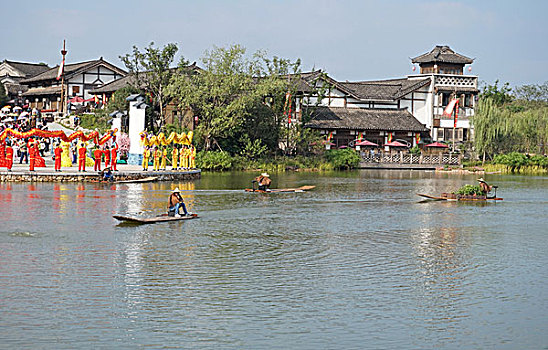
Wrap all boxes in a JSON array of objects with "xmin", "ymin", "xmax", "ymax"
[{"xmin": 3, "ymin": 0, "xmax": 547, "ymax": 87}]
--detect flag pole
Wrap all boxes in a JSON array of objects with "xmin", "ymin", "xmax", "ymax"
[{"xmin": 60, "ymin": 40, "xmax": 67, "ymax": 115}]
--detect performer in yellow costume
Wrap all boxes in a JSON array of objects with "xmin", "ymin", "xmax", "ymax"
[
  {"xmin": 142, "ymin": 147, "xmax": 150, "ymax": 171},
  {"xmin": 60, "ymin": 141, "xmax": 73, "ymax": 167},
  {"xmin": 161, "ymin": 147, "xmax": 167, "ymax": 170},
  {"xmin": 189, "ymin": 145, "xmax": 196, "ymax": 169},
  {"xmin": 171, "ymin": 146, "xmax": 178, "ymax": 170},
  {"xmin": 153, "ymin": 148, "xmax": 161, "ymax": 171},
  {"xmin": 180, "ymin": 146, "xmax": 188, "ymax": 169}
]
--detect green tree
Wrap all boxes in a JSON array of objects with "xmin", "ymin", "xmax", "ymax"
[
  {"xmin": 168, "ymin": 44, "xmax": 263, "ymax": 150},
  {"xmin": 120, "ymin": 42, "xmax": 188, "ymax": 128},
  {"xmin": 480, "ymin": 80, "xmax": 513, "ymax": 105}
]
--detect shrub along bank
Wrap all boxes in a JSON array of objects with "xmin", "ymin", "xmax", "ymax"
[{"xmin": 196, "ymin": 148, "xmax": 361, "ymax": 171}]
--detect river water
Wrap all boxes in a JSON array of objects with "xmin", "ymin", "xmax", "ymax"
[{"xmin": 0, "ymin": 170, "xmax": 547, "ymax": 349}]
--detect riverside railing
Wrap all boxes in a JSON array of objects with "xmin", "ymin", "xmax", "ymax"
[{"xmin": 361, "ymin": 152, "xmax": 461, "ymax": 165}]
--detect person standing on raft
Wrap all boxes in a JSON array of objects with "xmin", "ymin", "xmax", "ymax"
[
  {"xmin": 252, "ymin": 172, "xmax": 272, "ymax": 191},
  {"xmin": 168, "ymin": 188, "xmax": 189, "ymax": 217}
]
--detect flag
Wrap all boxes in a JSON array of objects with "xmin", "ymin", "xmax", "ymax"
[
  {"xmin": 327, "ymin": 132, "xmax": 333, "ymax": 141},
  {"xmin": 56, "ymin": 59, "xmax": 65, "ymax": 80},
  {"xmin": 415, "ymin": 133, "xmax": 421, "ymax": 144},
  {"xmin": 443, "ymin": 98, "xmax": 459, "ymax": 117},
  {"xmin": 454, "ymin": 103, "xmax": 459, "ymax": 128},
  {"xmin": 357, "ymin": 132, "xmax": 363, "ymax": 141},
  {"xmin": 388, "ymin": 132, "xmax": 393, "ymax": 143}
]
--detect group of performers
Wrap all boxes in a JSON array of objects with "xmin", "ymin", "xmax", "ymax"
[
  {"xmin": 1, "ymin": 138, "xmax": 46, "ymax": 172},
  {"xmin": 142, "ymin": 145, "xmax": 196, "ymax": 172}
]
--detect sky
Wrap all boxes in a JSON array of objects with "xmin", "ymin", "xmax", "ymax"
[{"xmin": 2, "ymin": 0, "xmax": 547, "ymax": 87}]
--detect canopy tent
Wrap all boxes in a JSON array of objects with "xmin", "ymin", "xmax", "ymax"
[
  {"xmin": 425, "ymin": 141, "xmax": 448, "ymax": 148},
  {"xmin": 339, "ymin": 145, "xmax": 348, "ymax": 149},
  {"xmin": 383, "ymin": 141, "xmax": 408, "ymax": 147},
  {"xmin": 355, "ymin": 139, "xmax": 378, "ymax": 147},
  {"xmin": 1, "ymin": 106, "xmax": 11, "ymax": 112},
  {"xmin": 13, "ymin": 106, "xmax": 22, "ymax": 111}
]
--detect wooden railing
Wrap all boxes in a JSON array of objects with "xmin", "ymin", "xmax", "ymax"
[{"xmin": 361, "ymin": 153, "xmax": 461, "ymax": 165}]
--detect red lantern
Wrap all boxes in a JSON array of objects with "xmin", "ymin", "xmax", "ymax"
[
  {"xmin": 468, "ymin": 66, "xmax": 472, "ymax": 72},
  {"xmin": 412, "ymin": 66, "xmax": 416, "ymax": 72}
]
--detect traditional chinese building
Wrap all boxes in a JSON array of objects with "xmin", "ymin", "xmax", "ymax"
[
  {"xmin": 301, "ymin": 45, "xmax": 477, "ymax": 148},
  {"xmin": 20, "ymin": 58, "xmax": 126, "ymax": 113},
  {"xmin": 0, "ymin": 60, "xmax": 50, "ymax": 104}
]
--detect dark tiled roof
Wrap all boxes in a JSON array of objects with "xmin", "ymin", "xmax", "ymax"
[
  {"xmin": 2, "ymin": 60, "xmax": 50, "ymax": 77},
  {"xmin": 20, "ymin": 58, "xmax": 126, "ymax": 84},
  {"xmin": 4, "ymin": 82, "xmax": 28, "ymax": 95},
  {"xmin": 436, "ymin": 86, "xmax": 479, "ymax": 94},
  {"xmin": 411, "ymin": 45, "xmax": 473, "ymax": 64},
  {"xmin": 90, "ymin": 63, "xmax": 201, "ymax": 94},
  {"xmin": 339, "ymin": 77, "xmax": 431, "ymax": 101},
  {"xmin": 22, "ymin": 85, "xmax": 62, "ymax": 96},
  {"xmin": 305, "ymin": 107, "xmax": 429, "ymax": 132}
]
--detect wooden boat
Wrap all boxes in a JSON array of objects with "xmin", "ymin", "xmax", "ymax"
[
  {"xmin": 91, "ymin": 176, "xmax": 158, "ymax": 184},
  {"xmin": 113, "ymin": 213, "xmax": 198, "ymax": 224},
  {"xmin": 417, "ymin": 193, "xmax": 503, "ymax": 201},
  {"xmin": 245, "ymin": 185, "xmax": 316, "ymax": 193}
]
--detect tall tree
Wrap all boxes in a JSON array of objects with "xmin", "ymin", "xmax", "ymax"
[
  {"xmin": 168, "ymin": 44, "xmax": 261, "ymax": 150},
  {"xmin": 120, "ymin": 42, "xmax": 187, "ymax": 128}
]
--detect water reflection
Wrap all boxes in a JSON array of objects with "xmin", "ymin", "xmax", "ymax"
[{"xmin": 0, "ymin": 172, "xmax": 546, "ymax": 348}]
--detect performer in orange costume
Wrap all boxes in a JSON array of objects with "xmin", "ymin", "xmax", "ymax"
[
  {"xmin": 93, "ymin": 147, "xmax": 103, "ymax": 171},
  {"xmin": 5, "ymin": 142, "xmax": 14, "ymax": 171},
  {"xmin": 28, "ymin": 139, "xmax": 37, "ymax": 171},
  {"xmin": 78, "ymin": 143, "xmax": 87, "ymax": 171},
  {"xmin": 110, "ymin": 143, "xmax": 118, "ymax": 171},
  {"xmin": 104, "ymin": 145, "xmax": 111, "ymax": 170},
  {"xmin": 54, "ymin": 143, "xmax": 63, "ymax": 171}
]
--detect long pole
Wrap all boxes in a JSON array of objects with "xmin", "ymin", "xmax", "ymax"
[{"xmin": 60, "ymin": 40, "xmax": 67, "ymax": 115}]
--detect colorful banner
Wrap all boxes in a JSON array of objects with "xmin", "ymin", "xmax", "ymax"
[
  {"xmin": 415, "ymin": 133, "xmax": 421, "ymax": 144},
  {"xmin": 443, "ymin": 98, "xmax": 459, "ymax": 117},
  {"xmin": 326, "ymin": 132, "xmax": 333, "ymax": 141},
  {"xmin": 0, "ymin": 128, "xmax": 117, "ymax": 145},
  {"xmin": 388, "ymin": 132, "xmax": 393, "ymax": 143}
]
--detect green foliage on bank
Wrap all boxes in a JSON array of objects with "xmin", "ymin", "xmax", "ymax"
[
  {"xmin": 195, "ymin": 148, "xmax": 362, "ymax": 171},
  {"xmin": 79, "ymin": 113, "xmax": 110, "ymax": 131}
]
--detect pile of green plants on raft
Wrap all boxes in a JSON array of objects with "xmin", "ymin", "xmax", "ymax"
[
  {"xmin": 453, "ymin": 184, "xmax": 484, "ymax": 196},
  {"xmin": 196, "ymin": 148, "xmax": 361, "ymax": 171}
]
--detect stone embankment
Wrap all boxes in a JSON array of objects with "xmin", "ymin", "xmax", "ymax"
[{"xmin": 1, "ymin": 169, "xmax": 201, "ymax": 182}]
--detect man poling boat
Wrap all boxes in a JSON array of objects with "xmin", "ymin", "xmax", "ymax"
[
  {"xmin": 252, "ymin": 172, "xmax": 272, "ymax": 192},
  {"xmin": 417, "ymin": 178, "xmax": 502, "ymax": 201}
]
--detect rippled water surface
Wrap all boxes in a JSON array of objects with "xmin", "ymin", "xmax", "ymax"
[{"xmin": 1, "ymin": 170, "xmax": 547, "ymax": 349}]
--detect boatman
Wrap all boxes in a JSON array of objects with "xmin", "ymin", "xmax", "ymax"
[
  {"xmin": 477, "ymin": 178, "xmax": 492, "ymax": 195},
  {"xmin": 171, "ymin": 145, "xmax": 179, "ymax": 171},
  {"xmin": 252, "ymin": 172, "xmax": 272, "ymax": 191},
  {"xmin": 167, "ymin": 188, "xmax": 189, "ymax": 217}
]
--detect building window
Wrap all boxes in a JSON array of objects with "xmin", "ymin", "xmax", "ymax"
[
  {"xmin": 442, "ymin": 93, "xmax": 450, "ymax": 107},
  {"xmin": 464, "ymin": 94, "xmax": 472, "ymax": 107},
  {"xmin": 72, "ymin": 86, "xmax": 80, "ymax": 96}
]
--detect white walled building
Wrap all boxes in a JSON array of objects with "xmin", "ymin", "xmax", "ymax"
[
  {"xmin": 20, "ymin": 58, "xmax": 126, "ymax": 112},
  {"xmin": 300, "ymin": 46, "xmax": 477, "ymax": 147}
]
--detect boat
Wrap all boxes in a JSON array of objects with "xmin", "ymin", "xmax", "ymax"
[
  {"xmin": 244, "ymin": 185, "xmax": 316, "ymax": 193},
  {"xmin": 417, "ymin": 193, "xmax": 503, "ymax": 201},
  {"xmin": 113, "ymin": 213, "xmax": 198, "ymax": 224},
  {"xmin": 91, "ymin": 176, "xmax": 158, "ymax": 184}
]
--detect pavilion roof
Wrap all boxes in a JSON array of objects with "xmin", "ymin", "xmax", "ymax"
[{"xmin": 411, "ymin": 45, "xmax": 473, "ymax": 65}]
